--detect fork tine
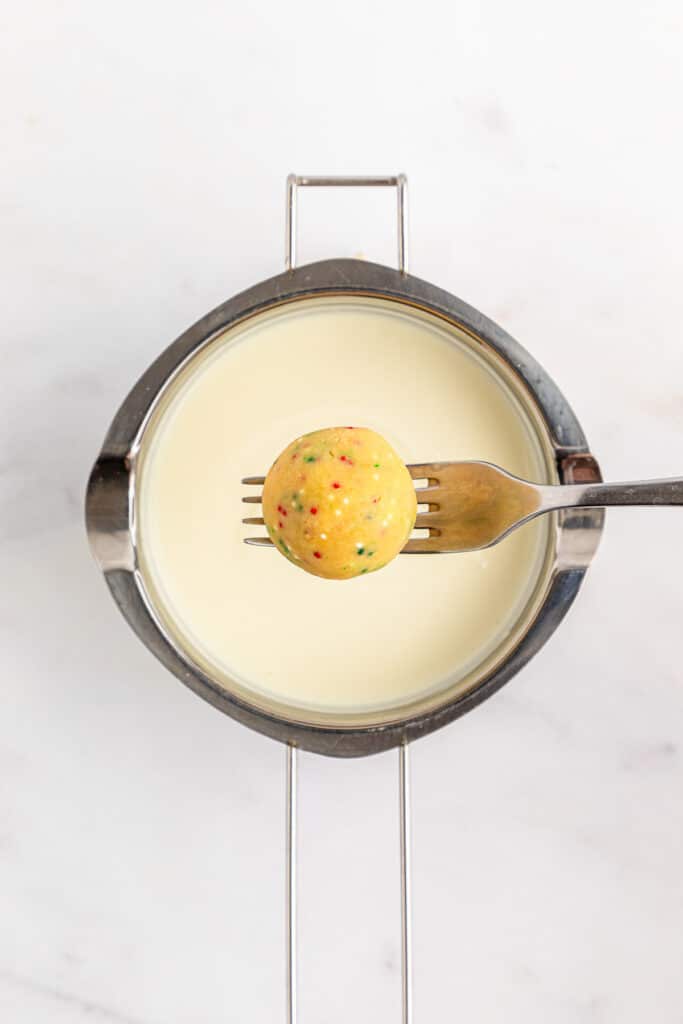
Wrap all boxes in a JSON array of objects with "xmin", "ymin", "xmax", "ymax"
[
  {"xmin": 242, "ymin": 476, "xmax": 266, "ymax": 485},
  {"xmin": 242, "ymin": 516, "xmax": 265, "ymax": 526},
  {"xmin": 407, "ymin": 463, "xmax": 439, "ymax": 479},
  {"xmin": 415, "ymin": 510, "xmax": 452, "ymax": 527},
  {"xmin": 242, "ymin": 494, "xmax": 263, "ymax": 504},
  {"xmin": 414, "ymin": 513, "xmax": 431, "ymax": 528},
  {"xmin": 244, "ymin": 536, "xmax": 274, "ymax": 547},
  {"xmin": 413, "ymin": 484, "xmax": 440, "ymax": 499},
  {"xmin": 401, "ymin": 536, "xmax": 445, "ymax": 553}
]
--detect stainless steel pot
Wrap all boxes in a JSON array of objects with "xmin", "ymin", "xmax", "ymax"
[{"xmin": 86, "ymin": 176, "xmax": 604, "ymax": 759}]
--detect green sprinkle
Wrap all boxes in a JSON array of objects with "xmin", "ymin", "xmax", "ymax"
[
  {"xmin": 303, "ymin": 455, "xmax": 317, "ymax": 463},
  {"xmin": 373, "ymin": 463, "xmax": 381, "ymax": 468},
  {"xmin": 279, "ymin": 539, "xmax": 289, "ymax": 553},
  {"xmin": 367, "ymin": 550, "xmax": 375, "ymax": 557},
  {"xmin": 356, "ymin": 545, "xmax": 365, "ymax": 555},
  {"xmin": 360, "ymin": 568, "xmax": 368, "ymax": 575}
]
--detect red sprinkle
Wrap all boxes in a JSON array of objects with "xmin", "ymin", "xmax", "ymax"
[
  {"xmin": 332, "ymin": 482, "xmax": 341, "ymax": 489},
  {"xmin": 340, "ymin": 455, "xmax": 353, "ymax": 465},
  {"xmin": 310, "ymin": 507, "xmax": 318, "ymax": 515},
  {"xmin": 278, "ymin": 521, "xmax": 283, "ymax": 529},
  {"xmin": 313, "ymin": 551, "xmax": 322, "ymax": 559},
  {"xmin": 277, "ymin": 505, "xmax": 288, "ymax": 517}
]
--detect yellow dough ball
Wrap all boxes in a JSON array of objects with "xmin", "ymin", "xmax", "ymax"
[{"xmin": 262, "ymin": 427, "xmax": 417, "ymax": 580}]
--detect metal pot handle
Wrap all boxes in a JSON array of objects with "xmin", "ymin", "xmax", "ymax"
[
  {"xmin": 285, "ymin": 173, "xmax": 408, "ymax": 273},
  {"xmin": 282, "ymin": 174, "xmax": 414, "ymax": 1024}
]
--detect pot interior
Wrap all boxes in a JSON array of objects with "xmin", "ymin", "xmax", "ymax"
[{"xmin": 133, "ymin": 294, "xmax": 559, "ymax": 730}]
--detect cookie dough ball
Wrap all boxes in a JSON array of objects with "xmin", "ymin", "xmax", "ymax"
[{"xmin": 262, "ymin": 427, "xmax": 417, "ymax": 580}]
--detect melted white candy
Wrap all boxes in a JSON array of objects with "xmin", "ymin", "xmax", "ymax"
[{"xmin": 136, "ymin": 297, "xmax": 551, "ymax": 718}]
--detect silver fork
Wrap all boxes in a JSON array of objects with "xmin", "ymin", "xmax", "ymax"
[{"xmin": 242, "ymin": 462, "xmax": 683, "ymax": 554}]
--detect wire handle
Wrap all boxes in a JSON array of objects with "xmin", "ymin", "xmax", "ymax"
[
  {"xmin": 285, "ymin": 744, "xmax": 413, "ymax": 1024},
  {"xmin": 285, "ymin": 173, "xmax": 409, "ymax": 272}
]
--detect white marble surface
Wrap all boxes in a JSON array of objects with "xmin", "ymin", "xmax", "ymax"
[{"xmin": 3, "ymin": 2, "xmax": 683, "ymax": 1021}]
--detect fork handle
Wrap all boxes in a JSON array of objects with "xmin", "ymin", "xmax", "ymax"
[{"xmin": 540, "ymin": 477, "xmax": 683, "ymax": 511}]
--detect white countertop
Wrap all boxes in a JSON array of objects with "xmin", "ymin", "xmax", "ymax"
[{"xmin": 3, "ymin": 2, "xmax": 683, "ymax": 1021}]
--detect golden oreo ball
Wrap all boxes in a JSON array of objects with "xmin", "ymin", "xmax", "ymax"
[{"xmin": 261, "ymin": 427, "xmax": 417, "ymax": 580}]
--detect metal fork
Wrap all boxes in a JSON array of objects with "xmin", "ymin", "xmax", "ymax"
[{"xmin": 243, "ymin": 461, "xmax": 683, "ymax": 554}]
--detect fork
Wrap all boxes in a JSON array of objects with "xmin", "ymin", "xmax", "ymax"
[{"xmin": 242, "ymin": 462, "xmax": 683, "ymax": 554}]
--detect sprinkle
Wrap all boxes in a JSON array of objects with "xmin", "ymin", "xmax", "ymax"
[
  {"xmin": 373, "ymin": 463, "xmax": 380, "ymax": 468},
  {"xmin": 340, "ymin": 455, "xmax": 353, "ymax": 465},
  {"xmin": 310, "ymin": 506, "xmax": 318, "ymax": 515},
  {"xmin": 335, "ymin": 509, "xmax": 342, "ymax": 516},
  {"xmin": 332, "ymin": 482, "xmax": 341, "ymax": 489},
  {"xmin": 313, "ymin": 551, "xmax": 322, "ymax": 559},
  {"xmin": 372, "ymin": 497, "xmax": 380, "ymax": 504},
  {"xmin": 304, "ymin": 455, "xmax": 317, "ymax": 463},
  {"xmin": 373, "ymin": 473, "xmax": 379, "ymax": 481},
  {"xmin": 356, "ymin": 544, "xmax": 365, "ymax": 554},
  {"xmin": 367, "ymin": 550, "xmax": 375, "ymax": 557},
  {"xmin": 360, "ymin": 568, "xmax": 368, "ymax": 574},
  {"xmin": 278, "ymin": 521, "xmax": 283, "ymax": 529},
  {"xmin": 343, "ymin": 497, "xmax": 349, "ymax": 505},
  {"xmin": 320, "ymin": 533, "xmax": 327, "ymax": 540}
]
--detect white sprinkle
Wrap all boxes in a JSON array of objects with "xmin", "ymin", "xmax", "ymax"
[
  {"xmin": 335, "ymin": 509, "xmax": 342, "ymax": 517},
  {"xmin": 343, "ymin": 497, "xmax": 349, "ymax": 505},
  {"xmin": 356, "ymin": 541, "xmax": 364, "ymax": 549},
  {"xmin": 382, "ymin": 520, "xmax": 388, "ymax": 527},
  {"xmin": 373, "ymin": 473, "xmax": 379, "ymax": 481},
  {"xmin": 328, "ymin": 494, "xmax": 334, "ymax": 501},
  {"xmin": 320, "ymin": 533, "xmax": 327, "ymax": 540},
  {"xmin": 291, "ymin": 500, "xmax": 296, "ymax": 508}
]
